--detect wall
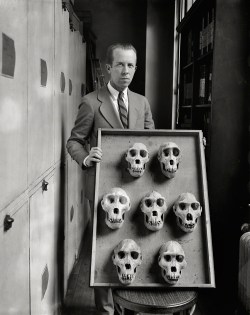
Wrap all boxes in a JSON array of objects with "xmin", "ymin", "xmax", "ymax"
[
  {"xmin": 75, "ymin": 0, "xmax": 175, "ymax": 129},
  {"xmin": 209, "ymin": 0, "xmax": 249, "ymax": 312},
  {"xmin": 145, "ymin": 0, "xmax": 175, "ymax": 129},
  {"xmin": 0, "ymin": 1, "xmax": 87, "ymax": 313},
  {"xmin": 75, "ymin": 0, "xmax": 147, "ymax": 95}
]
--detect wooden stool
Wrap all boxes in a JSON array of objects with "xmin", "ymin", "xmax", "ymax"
[{"xmin": 113, "ymin": 289, "xmax": 197, "ymax": 315}]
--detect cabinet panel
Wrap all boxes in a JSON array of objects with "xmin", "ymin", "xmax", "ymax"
[
  {"xmin": 0, "ymin": 1, "xmax": 28, "ymax": 210},
  {"xmin": 54, "ymin": 1, "xmax": 69, "ymax": 162},
  {"xmin": 0, "ymin": 202, "xmax": 29, "ymax": 314},
  {"xmin": 30, "ymin": 175, "xmax": 56, "ymax": 315},
  {"xmin": 65, "ymin": 158, "xmax": 78, "ymax": 279},
  {"xmin": 28, "ymin": 0, "xmax": 54, "ymax": 183}
]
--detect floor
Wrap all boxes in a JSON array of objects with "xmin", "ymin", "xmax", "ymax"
[{"xmin": 63, "ymin": 222, "xmax": 218, "ymax": 315}]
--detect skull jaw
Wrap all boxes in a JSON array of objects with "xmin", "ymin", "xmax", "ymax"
[
  {"xmin": 127, "ymin": 163, "xmax": 146, "ymax": 178},
  {"xmin": 116, "ymin": 267, "xmax": 136, "ymax": 285},
  {"xmin": 105, "ymin": 218, "xmax": 124, "ymax": 229},
  {"xmin": 177, "ymin": 217, "xmax": 197, "ymax": 233},
  {"xmin": 161, "ymin": 163, "xmax": 178, "ymax": 178},
  {"xmin": 144, "ymin": 215, "xmax": 164, "ymax": 231},
  {"xmin": 162, "ymin": 269, "xmax": 181, "ymax": 285}
]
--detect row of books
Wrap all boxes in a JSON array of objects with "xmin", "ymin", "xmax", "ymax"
[
  {"xmin": 198, "ymin": 61, "xmax": 212, "ymax": 104},
  {"xmin": 199, "ymin": 8, "xmax": 215, "ymax": 55},
  {"xmin": 182, "ymin": 61, "xmax": 213, "ymax": 106}
]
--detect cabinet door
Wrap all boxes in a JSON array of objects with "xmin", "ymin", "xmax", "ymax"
[
  {"xmin": 30, "ymin": 175, "xmax": 56, "ymax": 315},
  {"xmin": 0, "ymin": 1, "xmax": 28, "ymax": 210},
  {"xmin": 0, "ymin": 202, "xmax": 30, "ymax": 314},
  {"xmin": 28, "ymin": 0, "xmax": 54, "ymax": 183},
  {"xmin": 65, "ymin": 158, "xmax": 77, "ymax": 280},
  {"xmin": 54, "ymin": 0, "xmax": 69, "ymax": 162}
]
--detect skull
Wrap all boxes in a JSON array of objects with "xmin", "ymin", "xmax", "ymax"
[
  {"xmin": 101, "ymin": 187, "xmax": 131, "ymax": 229},
  {"xmin": 158, "ymin": 142, "xmax": 181, "ymax": 178},
  {"xmin": 158, "ymin": 241, "xmax": 187, "ymax": 284},
  {"xmin": 125, "ymin": 143, "xmax": 149, "ymax": 177},
  {"xmin": 173, "ymin": 192, "xmax": 202, "ymax": 233},
  {"xmin": 112, "ymin": 239, "xmax": 142, "ymax": 285},
  {"xmin": 140, "ymin": 191, "xmax": 167, "ymax": 231}
]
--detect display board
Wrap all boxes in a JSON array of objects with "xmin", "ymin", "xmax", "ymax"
[{"xmin": 90, "ymin": 129, "xmax": 215, "ymax": 288}]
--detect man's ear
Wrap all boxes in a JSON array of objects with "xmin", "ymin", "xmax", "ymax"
[{"xmin": 106, "ymin": 64, "xmax": 111, "ymax": 73}]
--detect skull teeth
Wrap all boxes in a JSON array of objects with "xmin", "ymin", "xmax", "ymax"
[
  {"xmin": 121, "ymin": 274, "xmax": 134, "ymax": 281},
  {"xmin": 109, "ymin": 219, "xmax": 122, "ymax": 223}
]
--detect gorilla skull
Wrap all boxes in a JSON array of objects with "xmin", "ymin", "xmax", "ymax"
[
  {"xmin": 140, "ymin": 191, "xmax": 167, "ymax": 231},
  {"xmin": 158, "ymin": 241, "xmax": 187, "ymax": 284},
  {"xmin": 173, "ymin": 192, "xmax": 202, "ymax": 233},
  {"xmin": 125, "ymin": 143, "xmax": 149, "ymax": 177},
  {"xmin": 101, "ymin": 187, "xmax": 131, "ymax": 229},
  {"xmin": 158, "ymin": 142, "xmax": 181, "ymax": 178},
  {"xmin": 112, "ymin": 239, "xmax": 142, "ymax": 285}
]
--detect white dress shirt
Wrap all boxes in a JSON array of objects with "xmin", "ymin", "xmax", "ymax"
[{"xmin": 107, "ymin": 81, "xmax": 129, "ymax": 114}]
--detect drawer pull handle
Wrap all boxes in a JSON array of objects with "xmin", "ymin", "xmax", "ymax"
[{"xmin": 4, "ymin": 215, "xmax": 14, "ymax": 231}]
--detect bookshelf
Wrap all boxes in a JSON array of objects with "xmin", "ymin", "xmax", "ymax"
[{"xmin": 176, "ymin": 0, "xmax": 215, "ymax": 162}]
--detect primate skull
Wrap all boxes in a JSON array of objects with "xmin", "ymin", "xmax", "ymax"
[
  {"xmin": 173, "ymin": 192, "xmax": 202, "ymax": 233},
  {"xmin": 112, "ymin": 239, "xmax": 142, "ymax": 285},
  {"xmin": 158, "ymin": 241, "xmax": 187, "ymax": 284},
  {"xmin": 158, "ymin": 142, "xmax": 181, "ymax": 178},
  {"xmin": 125, "ymin": 143, "xmax": 149, "ymax": 177},
  {"xmin": 140, "ymin": 191, "xmax": 167, "ymax": 231},
  {"xmin": 101, "ymin": 188, "xmax": 131, "ymax": 229}
]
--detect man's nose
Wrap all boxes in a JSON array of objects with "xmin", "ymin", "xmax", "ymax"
[{"xmin": 122, "ymin": 64, "xmax": 129, "ymax": 73}]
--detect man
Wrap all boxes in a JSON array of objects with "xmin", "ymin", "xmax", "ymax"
[{"xmin": 66, "ymin": 43, "xmax": 155, "ymax": 315}]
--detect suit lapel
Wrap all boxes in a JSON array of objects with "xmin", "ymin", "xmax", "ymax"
[
  {"xmin": 98, "ymin": 86, "xmax": 124, "ymax": 128},
  {"xmin": 128, "ymin": 89, "xmax": 139, "ymax": 129}
]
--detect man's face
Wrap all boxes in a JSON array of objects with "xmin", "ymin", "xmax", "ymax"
[{"xmin": 106, "ymin": 48, "xmax": 137, "ymax": 91}]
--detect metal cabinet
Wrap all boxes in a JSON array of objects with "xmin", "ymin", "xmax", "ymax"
[
  {"xmin": 0, "ymin": 201, "xmax": 30, "ymax": 314},
  {"xmin": 30, "ymin": 173, "xmax": 57, "ymax": 315},
  {"xmin": 0, "ymin": 0, "xmax": 28, "ymax": 210},
  {"xmin": 54, "ymin": 0, "xmax": 70, "ymax": 162},
  {"xmin": 28, "ymin": 0, "xmax": 55, "ymax": 183}
]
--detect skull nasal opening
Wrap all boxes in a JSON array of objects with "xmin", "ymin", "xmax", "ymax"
[
  {"xmin": 135, "ymin": 159, "xmax": 140, "ymax": 164},
  {"xmin": 125, "ymin": 264, "xmax": 131, "ymax": 269},
  {"xmin": 187, "ymin": 213, "xmax": 193, "ymax": 221},
  {"xmin": 170, "ymin": 159, "xmax": 174, "ymax": 165},
  {"xmin": 171, "ymin": 266, "xmax": 177, "ymax": 272},
  {"xmin": 153, "ymin": 210, "xmax": 158, "ymax": 216},
  {"xmin": 113, "ymin": 208, "xmax": 119, "ymax": 214}
]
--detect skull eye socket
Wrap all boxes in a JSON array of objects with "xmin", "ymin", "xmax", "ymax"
[
  {"xmin": 119, "ymin": 196, "xmax": 127, "ymax": 204},
  {"xmin": 108, "ymin": 195, "xmax": 115, "ymax": 203},
  {"xmin": 173, "ymin": 148, "xmax": 180, "ymax": 156},
  {"xmin": 163, "ymin": 148, "xmax": 170, "ymax": 157},
  {"xmin": 145, "ymin": 198, "xmax": 153, "ymax": 207},
  {"xmin": 118, "ymin": 251, "xmax": 125, "ymax": 259},
  {"xmin": 157, "ymin": 198, "xmax": 165, "ymax": 207},
  {"xmin": 176, "ymin": 255, "xmax": 184, "ymax": 262},
  {"xmin": 179, "ymin": 202, "xmax": 186, "ymax": 210},
  {"xmin": 191, "ymin": 202, "xmax": 199, "ymax": 210},
  {"xmin": 140, "ymin": 150, "xmax": 147, "ymax": 158},
  {"xmin": 164, "ymin": 254, "xmax": 171, "ymax": 262},
  {"xmin": 131, "ymin": 251, "xmax": 139, "ymax": 259},
  {"xmin": 129, "ymin": 149, "xmax": 137, "ymax": 157}
]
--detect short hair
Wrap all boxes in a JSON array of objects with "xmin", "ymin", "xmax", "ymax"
[{"xmin": 106, "ymin": 43, "xmax": 137, "ymax": 65}]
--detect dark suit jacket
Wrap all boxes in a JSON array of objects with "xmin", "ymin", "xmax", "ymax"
[{"xmin": 66, "ymin": 85, "xmax": 155, "ymax": 200}]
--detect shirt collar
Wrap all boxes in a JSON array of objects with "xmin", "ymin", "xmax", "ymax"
[{"xmin": 107, "ymin": 81, "xmax": 128, "ymax": 101}]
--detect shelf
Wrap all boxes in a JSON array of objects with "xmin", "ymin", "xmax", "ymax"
[
  {"xmin": 182, "ymin": 61, "xmax": 194, "ymax": 70},
  {"xmin": 197, "ymin": 50, "xmax": 213, "ymax": 62},
  {"xmin": 180, "ymin": 105, "xmax": 192, "ymax": 109},
  {"xmin": 195, "ymin": 104, "xmax": 211, "ymax": 108}
]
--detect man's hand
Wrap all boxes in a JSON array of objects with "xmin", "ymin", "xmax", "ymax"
[{"xmin": 85, "ymin": 147, "xmax": 103, "ymax": 167}]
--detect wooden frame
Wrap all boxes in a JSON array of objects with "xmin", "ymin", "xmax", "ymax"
[{"xmin": 90, "ymin": 129, "xmax": 215, "ymax": 288}]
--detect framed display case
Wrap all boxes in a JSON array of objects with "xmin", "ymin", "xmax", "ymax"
[{"xmin": 90, "ymin": 129, "xmax": 215, "ymax": 288}]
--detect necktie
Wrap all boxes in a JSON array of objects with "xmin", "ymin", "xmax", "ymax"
[{"xmin": 118, "ymin": 92, "xmax": 128, "ymax": 128}]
